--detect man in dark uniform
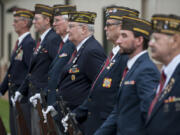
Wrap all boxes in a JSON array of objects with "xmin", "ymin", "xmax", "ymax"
[
  {"xmin": 57, "ymin": 11, "xmax": 106, "ymax": 110},
  {"xmin": 146, "ymin": 14, "xmax": 180, "ymax": 135},
  {"xmin": 0, "ymin": 8, "xmax": 35, "ymax": 135},
  {"xmin": 62, "ymin": 6, "xmax": 139, "ymax": 135},
  {"xmin": 48, "ymin": 11, "xmax": 106, "ymax": 134},
  {"xmin": 13, "ymin": 4, "xmax": 61, "ymax": 135},
  {"xmin": 39, "ymin": 4, "xmax": 76, "ymax": 133},
  {"xmin": 46, "ymin": 5, "xmax": 76, "ymax": 103},
  {"xmin": 94, "ymin": 15, "xmax": 160, "ymax": 135}
]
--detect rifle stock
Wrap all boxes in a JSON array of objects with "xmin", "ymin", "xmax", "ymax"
[
  {"xmin": 15, "ymin": 101, "xmax": 31, "ymax": 135},
  {"xmin": 58, "ymin": 96, "xmax": 83, "ymax": 135},
  {"xmin": 0, "ymin": 117, "xmax": 7, "ymax": 135},
  {"xmin": 36, "ymin": 99, "xmax": 48, "ymax": 135},
  {"xmin": 41, "ymin": 92, "xmax": 58, "ymax": 135}
]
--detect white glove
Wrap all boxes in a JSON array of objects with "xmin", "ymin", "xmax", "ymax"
[
  {"xmin": 61, "ymin": 113, "xmax": 76, "ymax": 133},
  {"xmin": 29, "ymin": 93, "xmax": 42, "ymax": 107},
  {"xmin": 42, "ymin": 106, "xmax": 57, "ymax": 123},
  {"xmin": 61, "ymin": 114, "xmax": 69, "ymax": 133},
  {"xmin": 11, "ymin": 97, "xmax": 15, "ymax": 107},
  {"xmin": 14, "ymin": 91, "xmax": 23, "ymax": 102}
]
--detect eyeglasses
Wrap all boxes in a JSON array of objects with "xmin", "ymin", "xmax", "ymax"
[
  {"xmin": 13, "ymin": 19, "xmax": 24, "ymax": 23},
  {"xmin": 54, "ymin": 18, "xmax": 66, "ymax": 23},
  {"xmin": 105, "ymin": 22, "xmax": 121, "ymax": 27},
  {"xmin": 33, "ymin": 17, "xmax": 42, "ymax": 21}
]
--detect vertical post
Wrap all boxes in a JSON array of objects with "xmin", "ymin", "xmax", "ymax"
[
  {"xmin": 102, "ymin": 8, "xmax": 108, "ymax": 55},
  {"xmin": 0, "ymin": 1, "xmax": 4, "ymax": 58},
  {"xmin": 8, "ymin": 33, "xmax": 12, "ymax": 61}
]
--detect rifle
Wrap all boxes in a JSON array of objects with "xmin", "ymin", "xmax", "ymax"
[
  {"xmin": 0, "ymin": 117, "xmax": 7, "ymax": 135},
  {"xmin": 15, "ymin": 101, "xmax": 31, "ymax": 135},
  {"xmin": 36, "ymin": 98, "xmax": 49, "ymax": 135},
  {"xmin": 58, "ymin": 96, "xmax": 83, "ymax": 135},
  {"xmin": 40, "ymin": 92, "xmax": 58, "ymax": 135},
  {"xmin": 9, "ymin": 83, "xmax": 30, "ymax": 135}
]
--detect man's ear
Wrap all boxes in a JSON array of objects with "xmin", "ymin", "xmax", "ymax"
[
  {"xmin": 135, "ymin": 36, "xmax": 144, "ymax": 47},
  {"xmin": 43, "ymin": 16, "xmax": 50, "ymax": 25},
  {"xmin": 81, "ymin": 24, "xmax": 88, "ymax": 34},
  {"xmin": 173, "ymin": 34, "xmax": 180, "ymax": 43},
  {"xmin": 23, "ymin": 19, "xmax": 28, "ymax": 27},
  {"xmin": 172, "ymin": 34, "xmax": 180, "ymax": 49}
]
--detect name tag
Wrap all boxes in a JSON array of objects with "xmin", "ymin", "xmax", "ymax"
[
  {"xmin": 69, "ymin": 67, "xmax": 79, "ymax": 73},
  {"xmin": 124, "ymin": 80, "xmax": 135, "ymax": 85},
  {"xmin": 59, "ymin": 53, "xmax": 67, "ymax": 58}
]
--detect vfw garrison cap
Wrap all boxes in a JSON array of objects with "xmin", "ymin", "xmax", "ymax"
[
  {"xmin": 105, "ymin": 5, "xmax": 139, "ymax": 20},
  {"xmin": 35, "ymin": 4, "xmax": 53, "ymax": 18},
  {"xmin": 13, "ymin": 8, "xmax": 34, "ymax": 19},
  {"xmin": 122, "ymin": 16, "xmax": 152, "ymax": 39},
  {"xmin": 68, "ymin": 11, "xmax": 97, "ymax": 24},
  {"xmin": 53, "ymin": 5, "xmax": 76, "ymax": 16},
  {"xmin": 151, "ymin": 14, "xmax": 180, "ymax": 35}
]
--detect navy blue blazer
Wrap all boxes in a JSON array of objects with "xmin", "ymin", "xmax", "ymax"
[
  {"xmin": 74, "ymin": 53, "xmax": 128, "ymax": 135},
  {"xmin": 0, "ymin": 34, "xmax": 35, "ymax": 102},
  {"xmin": 46, "ymin": 39, "xmax": 76, "ymax": 105},
  {"xmin": 146, "ymin": 63, "xmax": 180, "ymax": 135},
  {"xmin": 56, "ymin": 36, "xmax": 106, "ymax": 110},
  {"xmin": 94, "ymin": 52, "xmax": 160, "ymax": 135},
  {"xmin": 19, "ymin": 29, "xmax": 61, "ymax": 96}
]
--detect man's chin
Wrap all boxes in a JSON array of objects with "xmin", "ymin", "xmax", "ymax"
[
  {"xmin": 151, "ymin": 54, "xmax": 158, "ymax": 60},
  {"xmin": 119, "ymin": 50, "xmax": 130, "ymax": 55},
  {"xmin": 119, "ymin": 49, "xmax": 125, "ymax": 54},
  {"xmin": 55, "ymin": 31, "xmax": 60, "ymax": 35}
]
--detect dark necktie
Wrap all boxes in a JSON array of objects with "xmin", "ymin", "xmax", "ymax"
[
  {"xmin": 110, "ymin": 51, "xmax": 114, "ymax": 59},
  {"xmin": 58, "ymin": 41, "xmax": 64, "ymax": 53},
  {"xmin": 13, "ymin": 40, "xmax": 19, "ymax": 53},
  {"xmin": 68, "ymin": 50, "xmax": 77, "ymax": 64},
  {"xmin": 148, "ymin": 70, "xmax": 166, "ymax": 117},
  {"xmin": 122, "ymin": 67, "xmax": 129, "ymax": 81},
  {"xmin": 34, "ymin": 38, "xmax": 41, "ymax": 53}
]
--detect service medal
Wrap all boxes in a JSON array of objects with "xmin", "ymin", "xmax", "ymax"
[{"xmin": 71, "ymin": 75, "xmax": 76, "ymax": 81}]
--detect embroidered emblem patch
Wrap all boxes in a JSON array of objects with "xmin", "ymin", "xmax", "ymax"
[{"xmin": 102, "ymin": 78, "xmax": 112, "ymax": 88}]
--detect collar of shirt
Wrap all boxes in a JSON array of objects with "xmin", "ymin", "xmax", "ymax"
[
  {"xmin": 40, "ymin": 28, "xmax": 51, "ymax": 43},
  {"xmin": 76, "ymin": 35, "xmax": 92, "ymax": 52},
  {"xmin": 62, "ymin": 34, "xmax": 69, "ymax": 43},
  {"xmin": 18, "ymin": 32, "xmax": 30, "ymax": 46},
  {"xmin": 162, "ymin": 54, "xmax": 180, "ymax": 88},
  {"xmin": 127, "ymin": 50, "xmax": 147, "ymax": 70},
  {"xmin": 111, "ymin": 45, "xmax": 120, "ymax": 60}
]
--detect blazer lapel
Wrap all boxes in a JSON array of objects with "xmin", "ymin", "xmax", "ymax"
[
  {"xmin": 102, "ymin": 53, "xmax": 119, "ymax": 76},
  {"xmin": 146, "ymin": 63, "xmax": 180, "ymax": 124},
  {"xmin": 118, "ymin": 53, "xmax": 148, "ymax": 97},
  {"xmin": 11, "ymin": 35, "xmax": 28, "ymax": 61},
  {"xmin": 60, "ymin": 37, "xmax": 90, "ymax": 82}
]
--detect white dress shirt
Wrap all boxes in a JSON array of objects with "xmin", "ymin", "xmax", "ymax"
[
  {"xmin": 76, "ymin": 35, "xmax": 92, "ymax": 52},
  {"xmin": 18, "ymin": 32, "xmax": 30, "ymax": 46},
  {"xmin": 156, "ymin": 54, "xmax": 180, "ymax": 93},
  {"xmin": 111, "ymin": 45, "xmax": 120, "ymax": 60},
  {"xmin": 127, "ymin": 50, "xmax": 147, "ymax": 70},
  {"xmin": 40, "ymin": 28, "xmax": 51, "ymax": 43}
]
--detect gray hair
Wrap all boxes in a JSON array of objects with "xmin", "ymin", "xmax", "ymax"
[
  {"xmin": 112, "ymin": 19, "xmax": 122, "ymax": 25},
  {"xmin": 62, "ymin": 15, "xmax": 69, "ymax": 21},
  {"xmin": 79, "ymin": 22, "xmax": 94, "ymax": 34}
]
